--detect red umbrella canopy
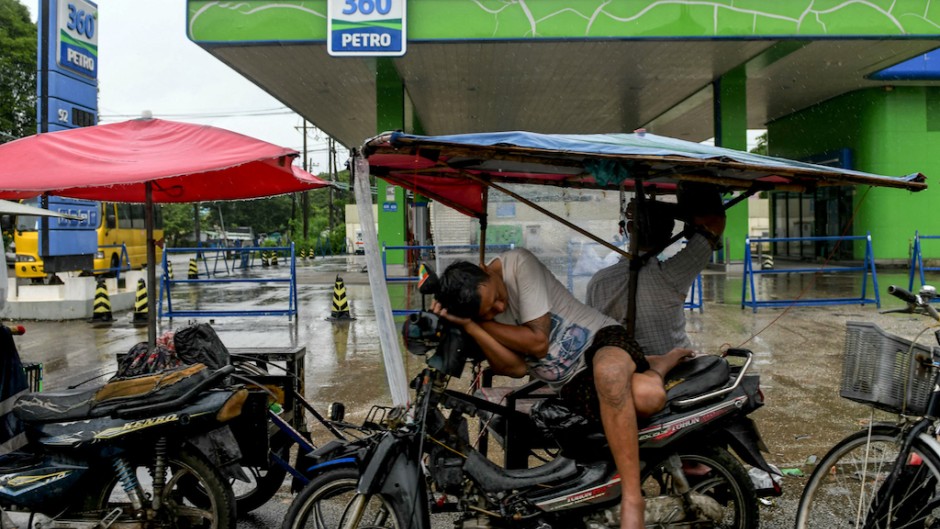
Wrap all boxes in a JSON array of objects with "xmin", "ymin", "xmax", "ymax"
[{"xmin": 0, "ymin": 118, "xmax": 329, "ymax": 201}]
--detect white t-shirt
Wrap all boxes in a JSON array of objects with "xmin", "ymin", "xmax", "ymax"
[{"xmin": 492, "ymin": 249, "xmax": 618, "ymax": 389}]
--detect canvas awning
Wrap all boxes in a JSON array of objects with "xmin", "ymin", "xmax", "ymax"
[{"xmin": 363, "ymin": 130, "xmax": 926, "ymax": 218}]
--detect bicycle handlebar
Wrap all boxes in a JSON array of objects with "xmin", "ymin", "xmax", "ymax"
[
  {"xmin": 888, "ymin": 285, "xmax": 918, "ymax": 304},
  {"xmin": 887, "ymin": 285, "xmax": 940, "ymax": 322}
]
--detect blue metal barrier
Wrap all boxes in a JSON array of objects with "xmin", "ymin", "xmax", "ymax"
[
  {"xmin": 741, "ymin": 233, "xmax": 880, "ymax": 312},
  {"xmin": 907, "ymin": 231, "xmax": 940, "ymax": 292},
  {"xmin": 92, "ymin": 243, "xmax": 130, "ymax": 280},
  {"xmin": 158, "ymin": 244, "xmax": 297, "ymax": 319}
]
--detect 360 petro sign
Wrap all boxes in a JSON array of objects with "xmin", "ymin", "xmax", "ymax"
[
  {"xmin": 57, "ymin": 0, "xmax": 98, "ymax": 78},
  {"xmin": 328, "ymin": 0, "xmax": 405, "ymax": 57}
]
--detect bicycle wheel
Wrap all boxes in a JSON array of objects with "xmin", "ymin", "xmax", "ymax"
[
  {"xmin": 280, "ymin": 467, "xmax": 403, "ymax": 529},
  {"xmin": 641, "ymin": 446, "xmax": 759, "ymax": 529},
  {"xmin": 795, "ymin": 424, "xmax": 940, "ymax": 529},
  {"xmin": 233, "ymin": 431, "xmax": 292, "ymax": 515}
]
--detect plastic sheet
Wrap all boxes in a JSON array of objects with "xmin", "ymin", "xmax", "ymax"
[{"xmin": 354, "ymin": 156, "xmax": 409, "ymax": 407}]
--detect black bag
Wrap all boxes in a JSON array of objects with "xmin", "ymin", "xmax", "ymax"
[
  {"xmin": 174, "ymin": 324, "xmax": 230, "ymax": 370},
  {"xmin": 115, "ymin": 342, "xmax": 182, "ymax": 379}
]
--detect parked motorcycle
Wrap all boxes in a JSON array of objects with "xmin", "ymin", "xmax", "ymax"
[
  {"xmin": 280, "ymin": 311, "xmax": 779, "ymax": 529},
  {"xmin": 0, "ymin": 325, "xmax": 261, "ymax": 529}
]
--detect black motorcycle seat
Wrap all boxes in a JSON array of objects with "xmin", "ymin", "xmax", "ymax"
[
  {"xmin": 14, "ymin": 364, "xmax": 210, "ymax": 423},
  {"xmin": 662, "ymin": 355, "xmax": 730, "ymax": 403},
  {"xmin": 464, "ymin": 450, "xmax": 578, "ymax": 492}
]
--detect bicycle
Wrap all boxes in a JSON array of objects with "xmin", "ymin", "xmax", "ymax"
[
  {"xmin": 227, "ymin": 349, "xmax": 389, "ymax": 515},
  {"xmin": 795, "ymin": 284, "xmax": 940, "ymax": 528}
]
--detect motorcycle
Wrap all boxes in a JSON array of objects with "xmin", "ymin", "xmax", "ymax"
[
  {"xmin": 0, "ymin": 325, "xmax": 263, "ymax": 529},
  {"xmin": 280, "ymin": 310, "xmax": 780, "ymax": 529}
]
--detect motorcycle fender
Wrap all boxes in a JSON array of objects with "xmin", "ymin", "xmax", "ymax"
[
  {"xmin": 357, "ymin": 433, "xmax": 430, "ymax": 529},
  {"xmin": 724, "ymin": 418, "xmax": 776, "ymax": 476},
  {"xmin": 187, "ymin": 425, "xmax": 249, "ymax": 482}
]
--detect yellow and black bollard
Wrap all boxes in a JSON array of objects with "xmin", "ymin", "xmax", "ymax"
[
  {"xmin": 271, "ymin": 251, "xmax": 279, "ymax": 267},
  {"xmin": 133, "ymin": 278, "xmax": 148, "ymax": 326},
  {"xmin": 90, "ymin": 279, "xmax": 113, "ymax": 324},
  {"xmin": 165, "ymin": 260, "xmax": 174, "ymax": 279},
  {"xmin": 261, "ymin": 251, "xmax": 270, "ymax": 267},
  {"xmin": 326, "ymin": 275, "xmax": 355, "ymax": 321},
  {"xmin": 188, "ymin": 257, "xmax": 198, "ymax": 279}
]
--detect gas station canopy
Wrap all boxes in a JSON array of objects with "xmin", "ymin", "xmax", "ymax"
[{"xmin": 188, "ymin": 1, "xmax": 940, "ymax": 149}]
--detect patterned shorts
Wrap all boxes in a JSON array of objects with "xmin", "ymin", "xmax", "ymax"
[{"xmin": 558, "ymin": 326, "xmax": 650, "ymax": 423}]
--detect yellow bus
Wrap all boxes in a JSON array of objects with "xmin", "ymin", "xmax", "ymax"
[{"xmin": 14, "ymin": 199, "xmax": 164, "ymax": 279}]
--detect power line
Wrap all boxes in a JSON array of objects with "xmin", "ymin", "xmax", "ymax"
[{"xmin": 99, "ymin": 107, "xmax": 295, "ymax": 120}]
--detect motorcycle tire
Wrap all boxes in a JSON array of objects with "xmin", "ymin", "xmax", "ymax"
[
  {"xmin": 642, "ymin": 446, "xmax": 759, "ymax": 529},
  {"xmin": 281, "ymin": 466, "xmax": 404, "ymax": 529},
  {"xmin": 78, "ymin": 446, "xmax": 237, "ymax": 529},
  {"xmin": 795, "ymin": 425, "xmax": 940, "ymax": 529},
  {"xmin": 233, "ymin": 430, "xmax": 292, "ymax": 515}
]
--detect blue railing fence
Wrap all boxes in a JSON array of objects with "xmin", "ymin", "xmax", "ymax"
[
  {"xmin": 741, "ymin": 233, "xmax": 880, "ymax": 312},
  {"xmin": 907, "ymin": 231, "xmax": 940, "ymax": 292},
  {"xmin": 158, "ymin": 244, "xmax": 298, "ymax": 319}
]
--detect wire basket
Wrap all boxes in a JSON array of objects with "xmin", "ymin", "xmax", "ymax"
[{"xmin": 840, "ymin": 322, "xmax": 938, "ymax": 416}]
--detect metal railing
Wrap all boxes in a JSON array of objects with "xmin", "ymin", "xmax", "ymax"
[
  {"xmin": 158, "ymin": 244, "xmax": 298, "ymax": 319},
  {"xmin": 741, "ymin": 233, "xmax": 880, "ymax": 312}
]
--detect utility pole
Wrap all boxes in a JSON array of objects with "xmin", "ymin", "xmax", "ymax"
[
  {"xmin": 193, "ymin": 203, "xmax": 201, "ymax": 258},
  {"xmin": 328, "ymin": 137, "xmax": 335, "ymax": 232},
  {"xmin": 302, "ymin": 121, "xmax": 310, "ymax": 240}
]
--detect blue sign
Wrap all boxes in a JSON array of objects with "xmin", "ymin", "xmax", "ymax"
[
  {"xmin": 38, "ymin": 0, "xmax": 98, "ymax": 133},
  {"xmin": 328, "ymin": 0, "xmax": 406, "ymax": 57},
  {"xmin": 33, "ymin": 197, "xmax": 98, "ymax": 257},
  {"xmin": 57, "ymin": 0, "xmax": 98, "ymax": 79},
  {"xmin": 383, "ymin": 202, "xmax": 398, "ymax": 212}
]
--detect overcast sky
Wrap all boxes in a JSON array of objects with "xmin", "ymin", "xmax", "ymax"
[{"xmin": 18, "ymin": 0, "xmax": 343, "ymax": 174}]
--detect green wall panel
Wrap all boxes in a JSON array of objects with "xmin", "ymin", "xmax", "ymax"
[
  {"xmin": 714, "ymin": 67, "xmax": 748, "ymax": 262},
  {"xmin": 376, "ymin": 59, "xmax": 407, "ymax": 265},
  {"xmin": 768, "ymin": 87, "xmax": 940, "ymax": 261},
  {"xmin": 188, "ymin": 0, "xmax": 940, "ymax": 43}
]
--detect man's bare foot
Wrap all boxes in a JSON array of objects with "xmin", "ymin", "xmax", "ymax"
[
  {"xmin": 620, "ymin": 496, "xmax": 645, "ymax": 529},
  {"xmin": 647, "ymin": 348, "xmax": 694, "ymax": 378}
]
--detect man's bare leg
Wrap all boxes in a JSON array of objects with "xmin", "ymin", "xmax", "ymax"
[
  {"xmin": 646, "ymin": 347, "xmax": 694, "ymax": 378},
  {"xmin": 593, "ymin": 346, "xmax": 644, "ymax": 529},
  {"xmin": 632, "ymin": 348, "xmax": 693, "ymax": 417}
]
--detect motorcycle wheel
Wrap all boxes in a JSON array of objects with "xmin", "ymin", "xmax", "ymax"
[
  {"xmin": 642, "ymin": 446, "xmax": 758, "ymax": 529},
  {"xmin": 280, "ymin": 467, "xmax": 403, "ymax": 529},
  {"xmin": 794, "ymin": 425, "xmax": 940, "ymax": 529},
  {"xmin": 79, "ymin": 446, "xmax": 237, "ymax": 529},
  {"xmin": 233, "ymin": 431, "xmax": 292, "ymax": 515}
]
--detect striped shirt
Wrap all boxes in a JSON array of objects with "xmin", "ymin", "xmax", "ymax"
[{"xmin": 585, "ymin": 234, "xmax": 712, "ymax": 356}]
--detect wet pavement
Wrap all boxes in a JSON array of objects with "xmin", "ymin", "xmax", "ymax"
[{"xmin": 7, "ymin": 255, "xmax": 935, "ymax": 528}]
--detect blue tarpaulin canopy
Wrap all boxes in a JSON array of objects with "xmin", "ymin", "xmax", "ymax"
[{"xmin": 363, "ymin": 130, "xmax": 926, "ymax": 218}]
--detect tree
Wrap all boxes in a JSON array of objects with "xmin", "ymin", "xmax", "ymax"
[
  {"xmin": 0, "ymin": 0, "xmax": 37, "ymax": 143},
  {"xmin": 160, "ymin": 203, "xmax": 200, "ymax": 246},
  {"xmin": 750, "ymin": 131, "xmax": 768, "ymax": 155}
]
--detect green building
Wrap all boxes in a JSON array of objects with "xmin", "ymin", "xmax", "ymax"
[{"xmin": 186, "ymin": 1, "xmax": 940, "ymax": 262}]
